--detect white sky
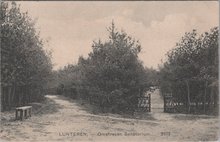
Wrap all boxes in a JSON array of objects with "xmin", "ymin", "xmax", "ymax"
[{"xmin": 18, "ymin": 1, "xmax": 219, "ymax": 70}]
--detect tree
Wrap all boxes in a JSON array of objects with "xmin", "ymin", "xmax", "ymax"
[
  {"xmin": 1, "ymin": 2, "xmax": 52, "ymax": 110},
  {"xmin": 54, "ymin": 22, "xmax": 155, "ymax": 114},
  {"xmin": 159, "ymin": 27, "xmax": 219, "ymax": 114},
  {"xmin": 77, "ymin": 22, "xmax": 150, "ymax": 113}
]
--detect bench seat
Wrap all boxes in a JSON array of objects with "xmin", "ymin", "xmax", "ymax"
[{"xmin": 15, "ymin": 106, "xmax": 32, "ymax": 120}]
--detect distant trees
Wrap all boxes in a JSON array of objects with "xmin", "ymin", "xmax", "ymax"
[
  {"xmin": 51, "ymin": 65, "xmax": 80, "ymax": 98},
  {"xmin": 1, "ymin": 2, "xmax": 52, "ymax": 111},
  {"xmin": 159, "ymin": 27, "xmax": 218, "ymax": 114},
  {"xmin": 55, "ymin": 22, "xmax": 155, "ymax": 114}
]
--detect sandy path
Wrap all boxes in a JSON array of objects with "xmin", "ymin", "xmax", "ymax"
[
  {"xmin": 151, "ymin": 90, "xmax": 175, "ymax": 121},
  {"xmin": 0, "ymin": 91, "xmax": 219, "ymax": 142}
]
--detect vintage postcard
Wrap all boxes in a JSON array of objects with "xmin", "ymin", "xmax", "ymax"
[{"xmin": 0, "ymin": 0, "xmax": 219, "ymax": 141}]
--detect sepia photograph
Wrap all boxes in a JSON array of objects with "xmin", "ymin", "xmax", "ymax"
[{"xmin": 0, "ymin": 1, "xmax": 219, "ymax": 141}]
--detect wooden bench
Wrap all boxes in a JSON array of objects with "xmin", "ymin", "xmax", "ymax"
[{"xmin": 15, "ymin": 106, "xmax": 32, "ymax": 120}]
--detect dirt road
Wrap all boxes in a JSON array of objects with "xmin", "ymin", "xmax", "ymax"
[{"xmin": 0, "ymin": 90, "xmax": 219, "ymax": 141}]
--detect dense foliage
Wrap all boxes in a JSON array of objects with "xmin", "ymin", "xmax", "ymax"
[
  {"xmin": 159, "ymin": 27, "xmax": 218, "ymax": 114},
  {"xmin": 1, "ymin": 2, "xmax": 52, "ymax": 110},
  {"xmin": 54, "ymin": 23, "xmax": 156, "ymax": 114}
]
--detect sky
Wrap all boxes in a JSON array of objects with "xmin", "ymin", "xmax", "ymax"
[{"xmin": 18, "ymin": 1, "xmax": 219, "ymax": 70}]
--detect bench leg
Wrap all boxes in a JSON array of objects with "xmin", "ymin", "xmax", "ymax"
[
  {"xmin": 30, "ymin": 108, "xmax": 32, "ymax": 117},
  {"xmin": 24, "ymin": 110, "xmax": 27, "ymax": 119},
  {"xmin": 27, "ymin": 108, "xmax": 30, "ymax": 117},
  {"xmin": 27, "ymin": 109, "xmax": 30, "ymax": 117},
  {"xmin": 20, "ymin": 110, "xmax": 24, "ymax": 120},
  {"xmin": 15, "ymin": 110, "xmax": 18, "ymax": 120}
]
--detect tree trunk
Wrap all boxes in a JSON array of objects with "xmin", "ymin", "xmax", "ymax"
[
  {"xmin": 18, "ymin": 87, "xmax": 22, "ymax": 106},
  {"xmin": 8, "ymin": 86, "xmax": 12, "ymax": 109},
  {"xmin": 22, "ymin": 86, "xmax": 26, "ymax": 105},
  {"xmin": 5, "ymin": 87, "xmax": 9, "ymax": 110},
  {"xmin": 204, "ymin": 81, "xmax": 208, "ymax": 113},
  {"xmin": 29, "ymin": 86, "xmax": 31, "ymax": 103},
  {"xmin": 1, "ymin": 87, "xmax": 5, "ymax": 111},
  {"xmin": 186, "ymin": 80, "xmax": 190, "ymax": 113},
  {"xmin": 210, "ymin": 85, "xmax": 214, "ymax": 109},
  {"xmin": 11, "ymin": 84, "xmax": 16, "ymax": 107}
]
